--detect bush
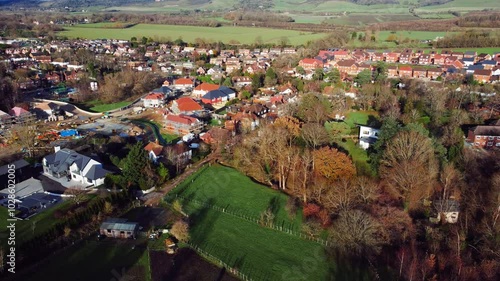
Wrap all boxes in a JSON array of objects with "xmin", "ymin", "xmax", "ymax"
[{"xmin": 303, "ymin": 203, "xmax": 321, "ymax": 218}]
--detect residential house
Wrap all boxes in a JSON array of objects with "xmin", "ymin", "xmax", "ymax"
[
  {"xmin": 172, "ymin": 78, "xmax": 194, "ymax": 91},
  {"xmin": 359, "ymin": 125, "xmax": 380, "ymax": 150},
  {"xmin": 336, "ymin": 60, "xmax": 360, "ymax": 76},
  {"xmin": 477, "ymin": 53, "xmax": 492, "ymax": 61},
  {"xmin": 399, "ymin": 53, "xmax": 411, "ymax": 64},
  {"xmin": 433, "ymin": 199, "xmax": 460, "ymax": 224},
  {"xmin": 171, "ymin": 97, "xmax": 203, "ymax": 115},
  {"xmin": 371, "ymin": 52, "xmax": 384, "ymax": 62},
  {"xmin": 144, "ymin": 141, "xmax": 164, "ymax": 163},
  {"xmin": 467, "ymin": 124, "xmax": 500, "ymax": 149},
  {"xmin": 433, "ymin": 54, "xmax": 445, "ymax": 65},
  {"xmin": 200, "ymin": 128, "xmax": 231, "ymax": 145},
  {"xmin": 427, "ymin": 68, "xmax": 442, "ymax": 80},
  {"xmin": 385, "ymin": 52, "xmax": 400, "ymax": 63},
  {"xmin": 388, "ymin": 66, "xmax": 398, "ymax": 77},
  {"xmin": 164, "ymin": 114, "xmax": 204, "ymax": 135},
  {"xmin": 99, "ymin": 218, "xmax": 139, "ymax": 239},
  {"xmin": 142, "ymin": 93, "xmax": 166, "ymax": 108},
  {"xmin": 398, "ymin": 66, "xmax": 413, "ymax": 78},
  {"xmin": 0, "ymin": 159, "xmax": 31, "ymax": 189},
  {"xmin": 282, "ymin": 48, "xmax": 297, "ymax": 55},
  {"xmin": 413, "ymin": 67, "xmax": 427, "ymax": 78},
  {"xmin": 45, "ymin": 73, "xmax": 61, "ymax": 85},
  {"xmin": 298, "ymin": 58, "xmax": 324, "ymax": 70},
  {"xmin": 232, "ymin": 76, "xmax": 252, "ymax": 88},
  {"xmin": 462, "ymin": 57, "xmax": 475, "ymax": 67},
  {"xmin": 10, "ymin": 107, "xmax": 35, "ymax": 124},
  {"xmin": 332, "ymin": 50, "xmax": 350, "ymax": 61},
  {"xmin": 42, "ymin": 147, "xmax": 110, "ymax": 187},
  {"xmin": 479, "ymin": 60, "xmax": 497, "ymax": 70},
  {"xmin": 473, "ymin": 69, "xmax": 492, "ymax": 83},
  {"xmin": 452, "ymin": 52, "xmax": 464, "ymax": 60},
  {"xmin": 201, "ymin": 86, "xmax": 236, "ymax": 104},
  {"xmin": 192, "ymin": 83, "xmax": 219, "ymax": 98},
  {"xmin": 418, "ymin": 54, "xmax": 431, "ymax": 65}
]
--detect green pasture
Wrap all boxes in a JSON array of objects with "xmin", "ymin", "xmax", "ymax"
[
  {"xmin": 59, "ymin": 24, "xmax": 326, "ymax": 45},
  {"xmin": 28, "ymin": 240, "xmax": 151, "ymax": 281},
  {"xmin": 416, "ymin": 0, "xmax": 500, "ymax": 12},
  {"xmin": 164, "ymin": 164, "xmax": 374, "ymax": 280},
  {"xmin": 0, "ymin": 200, "xmax": 73, "ymax": 245}
]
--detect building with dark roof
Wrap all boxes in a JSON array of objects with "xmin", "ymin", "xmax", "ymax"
[
  {"xmin": 0, "ymin": 159, "xmax": 31, "ymax": 189},
  {"xmin": 42, "ymin": 147, "xmax": 110, "ymax": 187},
  {"xmin": 467, "ymin": 124, "xmax": 500, "ymax": 149},
  {"xmin": 100, "ymin": 218, "xmax": 139, "ymax": 239},
  {"xmin": 201, "ymin": 86, "xmax": 236, "ymax": 104}
]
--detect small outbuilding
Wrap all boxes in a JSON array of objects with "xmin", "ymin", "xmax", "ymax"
[
  {"xmin": 433, "ymin": 199, "xmax": 460, "ymax": 224},
  {"xmin": 99, "ymin": 218, "xmax": 139, "ymax": 239}
]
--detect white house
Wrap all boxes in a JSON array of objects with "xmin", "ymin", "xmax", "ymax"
[
  {"xmin": 434, "ymin": 199, "xmax": 460, "ymax": 224},
  {"xmin": 144, "ymin": 142, "xmax": 164, "ymax": 163},
  {"xmin": 42, "ymin": 147, "xmax": 109, "ymax": 187},
  {"xmin": 358, "ymin": 125, "xmax": 380, "ymax": 150},
  {"xmin": 142, "ymin": 93, "xmax": 166, "ymax": 108}
]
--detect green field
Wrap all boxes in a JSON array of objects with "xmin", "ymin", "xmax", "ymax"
[
  {"xmin": 416, "ymin": 0, "xmax": 500, "ymax": 12},
  {"xmin": 29, "ymin": 240, "xmax": 151, "ymax": 281},
  {"xmin": 377, "ymin": 30, "xmax": 455, "ymax": 42},
  {"xmin": 0, "ymin": 200, "xmax": 73, "ymax": 245},
  {"xmin": 87, "ymin": 100, "xmax": 131, "ymax": 112},
  {"xmin": 165, "ymin": 164, "xmax": 373, "ymax": 280},
  {"xmin": 59, "ymin": 24, "xmax": 326, "ymax": 45}
]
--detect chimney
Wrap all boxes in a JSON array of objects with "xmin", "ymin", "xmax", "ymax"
[
  {"xmin": 54, "ymin": 146, "xmax": 61, "ymax": 153},
  {"xmin": 155, "ymin": 138, "xmax": 159, "ymax": 145}
]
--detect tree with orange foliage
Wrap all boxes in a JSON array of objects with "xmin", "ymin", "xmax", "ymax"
[{"xmin": 312, "ymin": 147, "xmax": 356, "ymax": 181}]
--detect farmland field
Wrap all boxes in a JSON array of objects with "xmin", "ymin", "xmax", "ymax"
[
  {"xmin": 165, "ymin": 164, "xmax": 377, "ymax": 281},
  {"xmin": 20, "ymin": 240, "xmax": 151, "ymax": 281},
  {"xmin": 59, "ymin": 24, "xmax": 326, "ymax": 45}
]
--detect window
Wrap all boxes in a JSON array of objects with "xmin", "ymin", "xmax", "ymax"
[
  {"xmin": 107, "ymin": 229, "xmax": 111, "ymax": 233},
  {"xmin": 474, "ymin": 142, "xmax": 480, "ymax": 146},
  {"xmin": 487, "ymin": 142, "xmax": 493, "ymax": 146},
  {"xmin": 72, "ymin": 175, "xmax": 76, "ymax": 179},
  {"xmin": 496, "ymin": 143, "xmax": 500, "ymax": 147},
  {"xmin": 488, "ymin": 136, "xmax": 494, "ymax": 140},
  {"xmin": 362, "ymin": 130, "xmax": 370, "ymax": 135}
]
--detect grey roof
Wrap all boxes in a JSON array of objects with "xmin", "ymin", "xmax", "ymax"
[
  {"xmin": 360, "ymin": 137, "xmax": 378, "ymax": 145},
  {"xmin": 480, "ymin": 60, "xmax": 497, "ymax": 65},
  {"xmin": 0, "ymin": 177, "xmax": 43, "ymax": 199},
  {"xmin": 202, "ymin": 86, "xmax": 236, "ymax": 100},
  {"xmin": 0, "ymin": 159, "xmax": 30, "ymax": 176},
  {"xmin": 86, "ymin": 165, "xmax": 110, "ymax": 180},
  {"xmin": 434, "ymin": 199, "xmax": 460, "ymax": 213},
  {"xmin": 100, "ymin": 219, "xmax": 138, "ymax": 232},
  {"xmin": 151, "ymin": 86, "xmax": 172, "ymax": 95},
  {"xmin": 44, "ymin": 149, "xmax": 109, "ymax": 179}
]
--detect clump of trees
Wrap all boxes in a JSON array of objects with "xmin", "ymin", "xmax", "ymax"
[{"xmin": 99, "ymin": 70, "xmax": 163, "ymax": 103}]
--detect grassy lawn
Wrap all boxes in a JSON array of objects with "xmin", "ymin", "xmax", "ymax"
[
  {"xmin": 30, "ymin": 240, "xmax": 151, "ymax": 281},
  {"xmin": 59, "ymin": 24, "xmax": 326, "ymax": 45},
  {"xmin": 0, "ymin": 200, "xmax": 73, "ymax": 245},
  {"xmin": 164, "ymin": 164, "xmax": 352, "ymax": 280},
  {"xmin": 344, "ymin": 111, "xmax": 379, "ymax": 128},
  {"xmin": 161, "ymin": 133, "xmax": 180, "ymax": 144},
  {"xmin": 88, "ymin": 100, "xmax": 131, "ymax": 112}
]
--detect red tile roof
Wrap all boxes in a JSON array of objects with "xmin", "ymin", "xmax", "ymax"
[
  {"xmin": 174, "ymin": 97, "xmax": 203, "ymax": 112},
  {"xmin": 174, "ymin": 78, "xmax": 193, "ymax": 85},
  {"xmin": 144, "ymin": 142, "xmax": 164, "ymax": 156},
  {"xmin": 399, "ymin": 66, "xmax": 412, "ymax": 71},
  {"xmin": 300, "ymin": 58, "xmax": 322, "ymax": 64},
  {"xmin": 144, "ymin": 93, "xmax": 164, "ymax": 100},
  {"xmin": 165, "ymin": 114, "xmax": 199, "ymax": 125},
  {"xmin": 194, "ymin": 83, "xmax": 219, "ymax": 92}
]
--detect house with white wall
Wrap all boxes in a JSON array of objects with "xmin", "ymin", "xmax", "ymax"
[
  {"xmin": 358, "ymin": 125, "xmax": 380, "ymax": 150},
  {"xmin": 43, "ymin": 147, "xmax": 109, "ymax": 187}
]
